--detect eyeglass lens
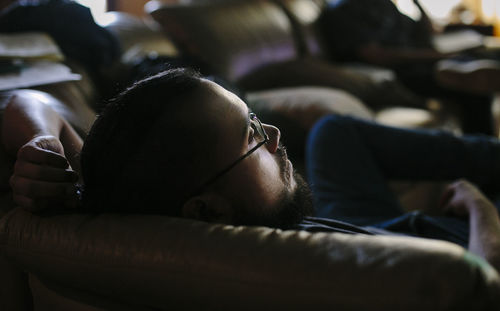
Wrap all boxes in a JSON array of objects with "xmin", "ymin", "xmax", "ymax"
[{"xmin": 250, "ymin": 113, "xmax": 267, "ymax": 142}]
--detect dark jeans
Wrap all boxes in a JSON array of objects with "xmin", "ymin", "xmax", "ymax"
[{"xmin": 306, "ymin": 115, "xmax": 500, "ymax": 247}]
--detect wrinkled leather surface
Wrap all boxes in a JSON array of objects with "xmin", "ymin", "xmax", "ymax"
[
  {"xmin": 1, "ymin": 208, "xmax": 500, "ymax": 310},
  {"xmin": 0, "ymin": 253, "xmax": 32, "ymax": 311},
  {"xmin": 147, "ymin": 0, "xmax": 298, "ymax": 81}
]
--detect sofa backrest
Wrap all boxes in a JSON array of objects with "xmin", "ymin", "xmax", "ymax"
[
  {"xmin": 1, "ymin": 208, "xmax": 500, "ymax": 310},
  {"xmin": 146, "ymin": 0, "xmax": 298, "ymax": 82}
]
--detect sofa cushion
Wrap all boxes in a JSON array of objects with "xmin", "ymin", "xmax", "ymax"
[
  {"xmin": 1, "ymin": 208, "xmax": 499, "ymax": 310},
  {"xmin": 248, "ymin": 86, "xmax": 373, "ymax": 130},
  {"xmin": 147, "ymin": 0, "xmax": 298, "ymax": 81}
]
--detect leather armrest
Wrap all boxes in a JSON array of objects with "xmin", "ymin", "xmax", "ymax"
[{"xmin": 1, "ymin": 208, "xmax": 499, "ymax": 310}]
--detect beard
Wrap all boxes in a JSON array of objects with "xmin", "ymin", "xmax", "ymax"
[
  {"xmin": 234, "ymin": 144, "xmax": 314, "ymax": 229},
  {"xmin": 270, "ymin": 172, "xmax": 314, "ymax": 229}
]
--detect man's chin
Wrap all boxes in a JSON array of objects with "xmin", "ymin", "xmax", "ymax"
[
  {"xmin": 235, "ymin": 172, "xmax": 314, "ymax": 229},
  {"xmin": 284, "ymin": 172, "xmax": 314, "ymax": 220}
]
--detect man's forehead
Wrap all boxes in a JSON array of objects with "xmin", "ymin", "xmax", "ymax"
[
  {"xmin": 198, "ymin": 79, "xmax": 250, "ymax": 152},
  {"xmin": 201, "ymin": 79, "xmax": 248, "ymax": 113}
]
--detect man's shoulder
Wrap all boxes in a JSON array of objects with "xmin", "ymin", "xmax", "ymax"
[{"xmin": 296, "ymin": 216, "xmax": 402, "ymax": 236}]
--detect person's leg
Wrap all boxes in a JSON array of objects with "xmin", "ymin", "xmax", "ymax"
[{"xmin": 306, "ymin": 115, "xmax": 500, "ymax": 225}]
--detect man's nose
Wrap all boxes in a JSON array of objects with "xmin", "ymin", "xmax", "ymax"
[{"xmin": 263, "ymin": 124, "xmax": 280, "ymax": 154}]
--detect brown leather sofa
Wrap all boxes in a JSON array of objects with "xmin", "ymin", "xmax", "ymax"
[
  {"xmin": 2, "ymin": 208, "xmax": 500, "ymax": 310},
  {"xmin": 1, "ymin": 2, "xmax": 495, "ymax": 310}
]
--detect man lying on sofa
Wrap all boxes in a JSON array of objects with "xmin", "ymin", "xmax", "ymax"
[{"xmin": 3, "ymin": 68, "xmax": 500, "ymax": 272}]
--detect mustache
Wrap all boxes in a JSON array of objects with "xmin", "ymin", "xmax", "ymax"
[{"xmin": 276, "ymin": 143, "xmax": 290, "ymax": 183}]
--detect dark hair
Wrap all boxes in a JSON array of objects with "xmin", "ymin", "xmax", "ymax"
[{"xmin": 80, "ymin": 68, "xmax": 213, "ymax": 215}]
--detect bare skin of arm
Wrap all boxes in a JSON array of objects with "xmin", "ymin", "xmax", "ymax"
[
  {"xmin": 441, "ymin": 180, "xmax": 500, "ymax": 271},
  {"xmin": 2, "ymin": 91, "xmax": 83, "ymax": 210}
]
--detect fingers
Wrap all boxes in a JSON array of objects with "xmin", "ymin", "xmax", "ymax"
[
  {"xmin": 10, "ymin": 175, "xmax": 75, "ymax": 199},
  {"xmin": 17, "ymin": 144, "xmax": 68, "ymax": 169},
  {"xmin": 440, "ymin": 179, "xmax": 486, "ymax": 217},
  {"xmin": 10, "ymin": 174, "xmax": 78, "ymax": 211},
  {"xmin": 439, "ymin": 183, "xmax": 456, "ymax": 208},
  {"xmin": 12, "ymin": 194, "xmax": 78, "ymax": 212},
  {"xmin": 11, "ymin": 194, "xmax": 36, "ymax": 211},
  {"xmin": 9, "ymin": 136, "xmax": 78, "ymax": 211},
  {"xmin": 14, "ymin": 160, "xmax": 77, "ymax": 183}
]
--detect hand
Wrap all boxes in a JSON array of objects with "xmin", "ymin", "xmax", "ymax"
[
  {"xmin": 9, "ymin": 135, "xmax": 79, "ymax": 211},
  {"xmin": 439, "ymin": 179, "xmax": 495, "ymax": 217}
]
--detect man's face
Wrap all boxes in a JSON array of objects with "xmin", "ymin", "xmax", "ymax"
[{"xmin": 189, "ymin": 79, "xmax": 313, "ymax": 228}]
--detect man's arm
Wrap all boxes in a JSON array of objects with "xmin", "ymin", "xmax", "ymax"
[
  {"xmin": 2, "ymin": 91, "xmax": 83, "ymax": 210},
  {"xmin": 441, "ymin": 180, "xmax": 500, "ymax": 271}
]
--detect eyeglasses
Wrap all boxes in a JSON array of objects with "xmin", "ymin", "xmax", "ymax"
[{"xmin": 195, "ymin": 112, "xmax": 269, "ymax": 193}]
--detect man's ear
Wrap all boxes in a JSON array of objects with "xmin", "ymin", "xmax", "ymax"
[{"xmin": 182, "ymin": 193, "xmax": 234, "ymax": 224}]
